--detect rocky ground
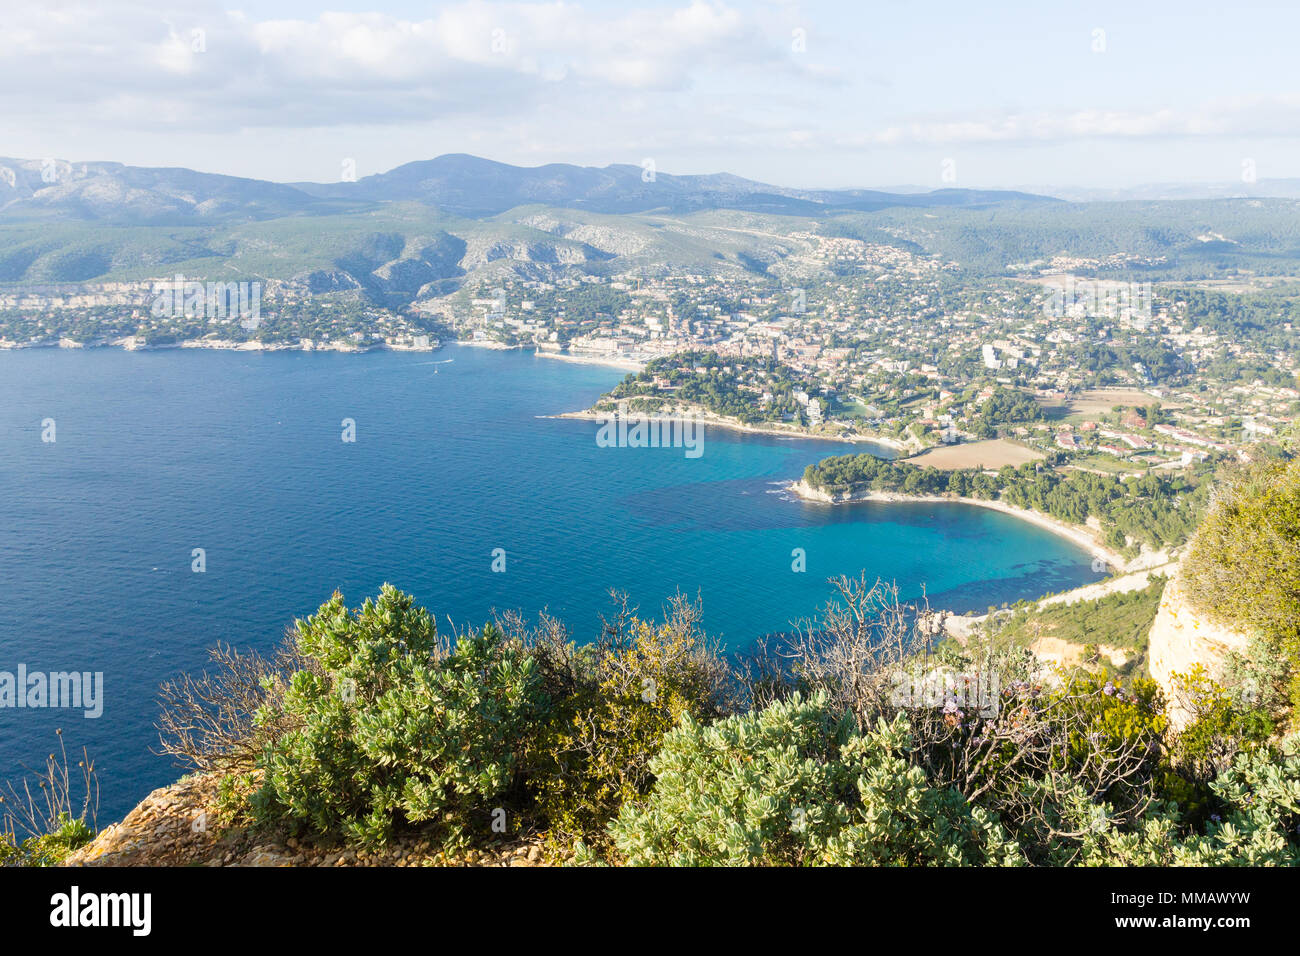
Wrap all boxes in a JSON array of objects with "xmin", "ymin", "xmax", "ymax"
[{"xmin": 65, "ymin": 773, "xmax": 559, "ymax": 867}]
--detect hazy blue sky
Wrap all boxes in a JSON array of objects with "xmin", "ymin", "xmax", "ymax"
[{"xmin": 6, "ymin": 0, "xmax": 1299, "ymax": 188}]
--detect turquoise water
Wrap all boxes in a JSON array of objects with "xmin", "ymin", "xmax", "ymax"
[{"xmin": 0, "ymin": 344, "xmax": 1101, "ymax": 816}]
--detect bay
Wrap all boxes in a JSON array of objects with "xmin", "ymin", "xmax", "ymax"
[{"xmin": 0, "ymin": 344, "xmax": 1101, "ymax": 817}]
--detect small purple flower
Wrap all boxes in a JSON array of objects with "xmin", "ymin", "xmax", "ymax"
[
  {"xmin": 1210, "ymin": 814, "xmax": 1222, "ymax": 822},
  {"xmin": 1103, "ymin": 681, "xmax": 1116, "ymax": 696}
]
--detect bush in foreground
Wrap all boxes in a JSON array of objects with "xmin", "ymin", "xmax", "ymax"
[
  {"xmin": 597, "ymin": 689, "xmax": 1298, "ymax": 867},
  {"xmin": 251, "ymin": 585, "xmax": 545, "ymax": 847},
  {"xmin": 1075, "ymin": 739, "xmax": 1300, "ymax": 866},
  {"xmin": 604, "ymin": 693, "xmax": 1020, "ymax": 866},
  {"xmin": 150, "ymin": 579, "xmax": 1299, "ymax": 866},
  {"xmin": 0, "ymin": 815, "xmax": 95, "ymax": 868},
  {"xmin": 525, "ymin": 597, "xmax": 732, "ymax": 849},
  {"xmin": 0, "ymin": 732, "xmax": 98, "ymax": 867}
]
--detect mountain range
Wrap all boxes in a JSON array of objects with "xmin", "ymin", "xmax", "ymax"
[
  {"xmin": 2, "ymin": 153, "xmax": 1299, "ymax": 301},
  {"xmin": 0, "ymin": 153, "xmax": 1057, "ymax": 224}
]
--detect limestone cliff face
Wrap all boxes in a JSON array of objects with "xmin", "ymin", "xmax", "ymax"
[{"xmin": 1147, "ymin": 570, "xmax": 1251, "ymax": 728}]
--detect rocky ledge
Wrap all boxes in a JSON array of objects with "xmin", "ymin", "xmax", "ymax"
[{"xmin": 65, "ymin": 773, "xmax": 556, "ymax": 867}]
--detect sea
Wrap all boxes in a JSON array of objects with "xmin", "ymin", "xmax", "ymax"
[{"xmin": 0, "ymin": 343, "xmax": 1103, "ymax": 818}]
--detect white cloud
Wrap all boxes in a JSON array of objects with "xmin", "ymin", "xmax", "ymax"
[
  {"xmin": 0, "ymin": 1, "xmax": 773, "ymax": 133},
  {"xmin": 867, "ymin": 96, "xmax": 1300, "ymax": 147},
  {"xmin": 4, "ymin": 1, "xmax": 1300, "ymax": 187}
]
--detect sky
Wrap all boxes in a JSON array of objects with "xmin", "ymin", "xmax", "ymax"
[{"xmin": 5, "ymin": 0, "xmax": 1300, "ymax": 190}]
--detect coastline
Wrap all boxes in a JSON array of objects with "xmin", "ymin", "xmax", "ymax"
[
  {"xmin": 0, "ymin": 338, "xmax": 438, "ymax": 353},
  {"xmin": 552, "ymin": 405, "xmax": 914, "ymax": 452},
  {"xmin": 531, "ymin": 349, "xmax": 645, "ymax": 372},
  {"xmin": 789, "ymin": 478, "xmax": 1132, "ymax": 574},
  {"xmin": 454, "ymin": 340, "xmax": 647, "ymax": 372}
]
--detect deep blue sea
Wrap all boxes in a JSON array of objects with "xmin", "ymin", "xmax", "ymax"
[{"xmin": 0, "ymin": 344, "xmax": 1102, "ymax": 818}]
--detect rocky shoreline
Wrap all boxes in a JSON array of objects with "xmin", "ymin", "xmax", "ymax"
[
  {"xmin": 0, "ymin": 338, "xmax": 439, "ymax": 353},
  {"xmin": 553, "ymin": 405, "xmax": 915, "ymax": 452}
]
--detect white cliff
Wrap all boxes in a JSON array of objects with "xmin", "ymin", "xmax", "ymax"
[{"xmin": 1147, "ymin": 568, "xmax": 1251, "ymax": 728}]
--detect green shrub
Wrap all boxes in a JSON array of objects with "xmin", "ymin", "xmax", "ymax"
[
  {"xmin": 1181, "ymin": 458, "xmax": 1300, "ymax": 719},
  {"xmin": 1076, "ymin": 738, "xmax": 1300, "ymax": 866},
  {"xmin": 1222, "ymin": 632, "xmax": 1293, "ymax": 724},
  {"xmin": 251, "ymin": 585, "xmax": 545, "ymax": 846},
  {"xmin": 1, "ymin": 732, "xmax": 98, "ymax": 867},
  {"xmin": 1149, "ymin": 667, "xmax": 1274, "ymax": 825},
  {"xmin": 151, "ymin": 574, "xmax": 1300, "ymax": 866},
  {"xmin": 528, "ymin": 603, "xmax": 730, "ymax": 849},
  {"xmin": 605, "ymin": 694, "xmax": 1021, "ymax": 866},
  {"xmin": 0, "ymin": 814, "xmax": 94, "ymax": 868},
  {"xmin": 1169, "ymin": 667, "xmax": 1273, "ymax": 770},
  {"xmin": 1182, "ymin": 458, "xmax": 1300, "ymax": 638},
  {"xmin": 1060, "ymin": 672, "xmax": 1167, "ymax": 762},
  {"xmin": 894, "ymin": 666, "xmax": 1169, "ymax": 864}
]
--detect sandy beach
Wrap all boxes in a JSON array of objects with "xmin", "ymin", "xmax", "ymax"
[
  {"xmin": 789, "ymin": 478, "xmax": 1131, "ymax": 574},
  {"xmin": 792, "ymin": 476, "xmax": 1183, "ymax": 648},
  {"xmin": 532, "ymin": 349, "xmax": 646, "ymax": 372}
]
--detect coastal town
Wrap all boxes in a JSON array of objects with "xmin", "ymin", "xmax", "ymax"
[
  {"xmin": 0, "ymin": 278, "xmax": 438, "ymax": 353},
  {"xmin": 426, "ymin": 233, "xmax": 1297, "ymax": 471},
  {"xmin": 3, "ymin": 224, "xmax": 1296, "ymax": 477}
]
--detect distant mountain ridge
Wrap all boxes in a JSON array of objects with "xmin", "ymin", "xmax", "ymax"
[
  {"xmin": 291, "ymin": 153, "xmax": 1059, "ymax": 217},
  {"xmin": 2, "ymin": 153, "xmax": 1297, "ymax": 295},
  {"xmin": 0, "ymin": 153, "xmax": 1059, "ymax": 223},
  {"xmin": 1034, "ymin": 180, "xmax": 1300, "ymax": 202},
  {"xmin": 0, "ymin": 159, "xmax": 332, "ymax": 223}
]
